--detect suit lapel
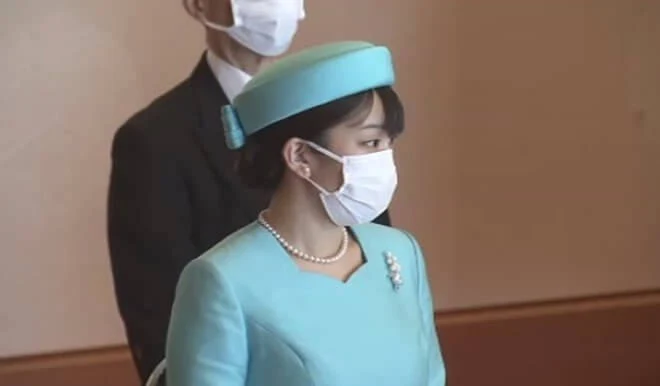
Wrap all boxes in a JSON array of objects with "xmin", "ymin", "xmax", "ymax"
[
  {"xmin": 189, "ymin": 54, "xmax": 269, "ymax": 217},
  {"xmin": 190, "ymin": 55, "xmax": 234, "ymax": 181}
]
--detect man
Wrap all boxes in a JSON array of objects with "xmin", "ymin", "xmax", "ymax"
[{"xmin": 107, "ymin": 0, "xmax": 391, "ymax": 382}]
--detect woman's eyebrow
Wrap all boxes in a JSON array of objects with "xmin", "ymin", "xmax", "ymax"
[{"xmin": 359, "ymin": 123, "xmax": 384, "ymax": 129}]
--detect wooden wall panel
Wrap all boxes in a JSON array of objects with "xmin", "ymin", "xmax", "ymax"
[
  {"xmin": 437, "ymin": 290, "xmax": 660, "ymax": 386},
  {"xmin": 0, "ymin": 348, "xmax": 139, "ymax": 386},
  {"xmin": 1, "ymin": 290, "xmax": 658, "ymax": 386}
]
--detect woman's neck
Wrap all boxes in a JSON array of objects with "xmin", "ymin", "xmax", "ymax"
[{"xmin": 266, "ymin": 180, "xmax": 345, "ymax": 258}]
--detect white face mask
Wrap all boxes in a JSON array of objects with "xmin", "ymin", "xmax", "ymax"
[
  {"xmin": 200, "ymin": 0, "xmax": 305, "ymax": 57},
  {"xmin": 303, "ymin": 141, "xmax": 398, "ymax": 226}
]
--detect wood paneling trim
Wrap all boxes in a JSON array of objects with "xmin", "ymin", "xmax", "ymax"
[
  {"xmin": 436, "ymin": 288, "xmax": 660, "ymax": 325},
  {"xmin": 1, "ymin": 290, "xmax": 659, "ymax": 386},
  {"xmin": 0, "ymin": 346, "xmax": 139, "ymax": 386},
  {"xmin": 436, "ymin": 289, "xmax": 660, "ymax": 386}
]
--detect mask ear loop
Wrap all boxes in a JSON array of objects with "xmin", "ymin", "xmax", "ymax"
[
  {"xmin": 303, "ymin": 140, "xmax": 344, "ymax": 163},
  {"xmin": 196, "ymin": 0, "xmax": 242, "ymax": 30},
  {"xmin": 199, "ymin": 14, "xmax": 231, "ymax": 30},
  {"xmin": 301, "ymin": 141, "xmax": 347, "ymax": 195},
  {"xmin": 304, "ymin": 173, "xmax": 331, "ymax": 195}
]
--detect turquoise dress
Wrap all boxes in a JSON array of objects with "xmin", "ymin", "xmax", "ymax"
[{"xmin": 166, "ymin": 222, "xmax": 445, "ymax": 386}]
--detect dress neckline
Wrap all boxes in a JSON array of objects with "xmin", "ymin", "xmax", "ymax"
[{"xmin": 255, "ymin": 223, "xmax": 373, "ymax": 286}]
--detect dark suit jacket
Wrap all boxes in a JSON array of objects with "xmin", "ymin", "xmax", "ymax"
[{"xmin": 107, "ymin": 54, "xmax": 391, "ymax": 383}]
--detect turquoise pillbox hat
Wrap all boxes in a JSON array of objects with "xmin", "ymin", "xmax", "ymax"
[{"xmin": 222, "ymin": 41, "xmax": 396, "ymax": 149}]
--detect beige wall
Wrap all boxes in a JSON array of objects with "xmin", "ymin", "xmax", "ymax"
[
  {"xmin": 448, "ymin": 0, "xmax": 660, "ymax": 307},
  {"xmin": 0, "ymin": 0, "xmax": 204, "ymax": 357},
  {"xmin": 0, "ymin": 0, "xmax": 658, "ymax": 357}
]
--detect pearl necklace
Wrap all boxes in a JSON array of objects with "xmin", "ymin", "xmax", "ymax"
[{"xmin": 257, "ymin": 211, "xmax": 349, "ymax": 264}]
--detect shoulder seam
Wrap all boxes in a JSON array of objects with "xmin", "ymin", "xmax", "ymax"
[{"xmin": 195, "ymin": 258, "xmax": 245, "ymax": 318}]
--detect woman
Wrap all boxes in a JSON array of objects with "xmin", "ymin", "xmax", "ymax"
[{"xmin": 166, "ymin": 41, "xmax": 446, "ymax": 386}]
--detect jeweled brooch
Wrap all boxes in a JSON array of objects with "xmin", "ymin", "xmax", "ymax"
[{"xmin": 385, "ymin": 252, "xmax": 403, "ymax": 291}]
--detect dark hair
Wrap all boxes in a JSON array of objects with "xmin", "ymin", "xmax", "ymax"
[{"xmin": 236, "ymin": 86, "xmax": 404, "ymax": 191}]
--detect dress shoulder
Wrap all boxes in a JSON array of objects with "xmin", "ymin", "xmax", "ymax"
[
  {"xmin": 352, "ymin": 223, "xmax": 420, "ymax": 255},
  {"xmin": 192, "ymin": 222, "xmax": 286, "ymax": 286}
]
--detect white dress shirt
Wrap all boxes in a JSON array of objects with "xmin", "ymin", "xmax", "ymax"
[{"xmin": 206, "ymin": 50, "xmax": 252, "ymax": 102}]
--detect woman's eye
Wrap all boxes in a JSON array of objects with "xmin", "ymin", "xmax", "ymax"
[{"xmin": 363, "ymin": 139, "xmax": 380, "ymax": 148}]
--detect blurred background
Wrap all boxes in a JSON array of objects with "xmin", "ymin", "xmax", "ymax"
[{"xmin": 0, "ymin": 0, "xmax": 658, "ymax": 385}]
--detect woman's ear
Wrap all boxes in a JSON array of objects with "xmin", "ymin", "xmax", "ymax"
[
  {"xmin": 187, "ymin": 0, "xmax": 234, "ymax": 25},
  {"xmin": 183, "ymin": 0, "xmax": 204, "ymax": 18},
  {"xmin": 282, "ymin": 138, "xmax": 312, "ymax": 179}
]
